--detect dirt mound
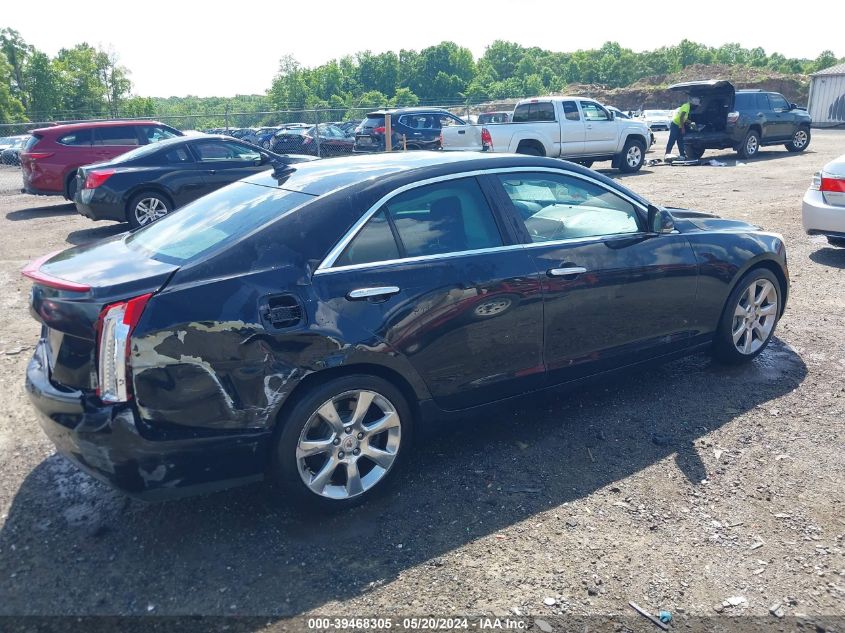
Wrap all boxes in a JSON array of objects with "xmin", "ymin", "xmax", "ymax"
[{"xmin": 467, "ymin": 65, "xmax": 810, "ymax": 114}]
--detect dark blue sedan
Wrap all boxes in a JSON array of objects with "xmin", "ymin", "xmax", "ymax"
[{"xmin": 24, "ymin": 152, "xmax": 787, "ymax": 509}]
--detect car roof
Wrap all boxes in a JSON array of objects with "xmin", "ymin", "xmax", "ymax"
[
  {"xmin": 366, "ymin": 107, "xmax": 456, "ymax": 116},
  {"xmin": 32, "ymin": 120, "xmax": 171, "ymax": 135},
  {"xmin": 240, "ymin": 151, "xmax": 650, "ymax": 204}
]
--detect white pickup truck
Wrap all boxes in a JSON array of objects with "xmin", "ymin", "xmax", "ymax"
[{"xmin": 442, "ymin": 96, "xmax": 652, "ymax": 172}]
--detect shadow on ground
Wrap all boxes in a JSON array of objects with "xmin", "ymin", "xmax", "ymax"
[
  {"xmin": 0, "ymin": 339, "xmax": 806, "ymax": 619},
  {"xmin": 6, "ymin": 202, "xmax": 76, "ymax": 221},
  {"xmin": 66, "ymin": 223, "xmax": 127, "ymax": 246},
  {"xmin": 809, "ymin": 246, "xmax": 845, "ymax": 269}
]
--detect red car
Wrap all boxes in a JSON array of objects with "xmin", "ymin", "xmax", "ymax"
[{"xmin": 20, "ymin": 120, "xmax": 182, "ymax": 199}]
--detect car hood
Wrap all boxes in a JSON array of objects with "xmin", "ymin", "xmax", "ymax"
[{"xmin": 666, "ymin": 207, "xmax": 760, "ymax": 233}]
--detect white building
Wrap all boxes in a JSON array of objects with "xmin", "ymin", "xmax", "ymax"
[{"xmin": 808, "ymin": 63, "xmax": 845, "ymax": 127}]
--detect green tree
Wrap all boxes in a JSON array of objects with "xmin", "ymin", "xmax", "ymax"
[
  {"xmin": 811, "ymin": 50, "xmax": 838, "ymax": 73},
  {"xmin": 0, "ymin": 54, "xmax": 25, "ymax": 122},
  {"xmin": 24, "ymin": 51, "xmax": 59, "ymax": 120},
  {"xmin": 0, "ymin": 28, "xmax": 31, "ymax": 109},
  {"xmin": 390, "ymin": 87, "xmax": 419, "ymax": 107}
]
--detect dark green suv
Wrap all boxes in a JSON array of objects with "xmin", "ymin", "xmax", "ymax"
[{"xmin": 668, "ymin": 80, "xmax": 812, "ymax": 160}]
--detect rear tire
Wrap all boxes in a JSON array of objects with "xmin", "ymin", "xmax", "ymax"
[
  {"xmin": 65, "ymin": 172, "xmax": 78, "ymax": 201},
  {"xmin": 685, "ymin": 145, "xmax": 705, "ymax": 160},
  {"xmin": 827, "ymin": 236, "xmax": 845, "ymax": 248},
  {"xmin": 271, "ymin": 374, "xmax": 413, "ymax": 511},
  {"xmin": 785, "ymin": 126, "xmax": 810, "ymax": 152},
  {"xmin": 617, "ymin": 139, "xmax": 645, "ymax": 173},
  {"xmin": 127, "ymin": 190, "xmax": 173, "ymax": 229},
  {"xmin": 712, "ymin": 268, "xmax": 781, "ymax": 365},
  {"xmin": 737, "ymin": 130, "xmax": 760, "ymax": 159},
  {"xmin": 574, "ymin": 160, "xmax": 594, "ymax": 168}
]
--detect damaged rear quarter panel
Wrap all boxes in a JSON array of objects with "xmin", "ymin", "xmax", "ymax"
[{"xmin": 130, "ymin": 263, "xmax": 429, "ymax": 433}]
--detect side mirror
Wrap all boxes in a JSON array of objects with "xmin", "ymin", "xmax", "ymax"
[
  {"xmin": 608, "ymin": 111, "xmax": 615, "ymax": 120},
  {"xmin": 647, "ymin": 205, "xmax": 674, "ymax": 234},
  {"xmin": 790, "ymin": 103, "xmax": 798, "ymax": 110}
]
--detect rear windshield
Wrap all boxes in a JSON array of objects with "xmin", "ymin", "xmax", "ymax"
[
  {"xmin": 24, "ymin": 134, "xmax": 42, "ymax": 151},
  {"xmin": 362, "ymin": 115, "xmax": 385, "ymax": 127},
  {"xmin": 125, "ymin": 181, "xmax": 313, "ymax": 264}
]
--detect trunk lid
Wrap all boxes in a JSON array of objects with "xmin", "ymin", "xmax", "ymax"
[{"xmin": 25, "ymin": 235, "xmax": 179, "ymax": 391}]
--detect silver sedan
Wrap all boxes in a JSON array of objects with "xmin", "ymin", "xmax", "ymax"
[{"xmin": 802, "ymin": 153, "xmax": 845, "ymax": 247}]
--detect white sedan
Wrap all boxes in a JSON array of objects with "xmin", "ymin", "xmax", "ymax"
[{"xmin": 802, "ymin": 153, "xmax": 845, "ymax": 247}]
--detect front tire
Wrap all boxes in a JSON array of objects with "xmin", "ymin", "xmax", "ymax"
[
  {"xmin": 737, "ymin": 130, "xmax": 760, "ymax": 159},
  {"xmin": 271, "ymin": 375, "xmax": 412, "ymax": 510},
  {"xmin": 617, "ymin": 139, "xmax": 645, "ymax": 173},
  {"xmin": 712, "ymin": 268, "xmax": 781, "ymax": 364},
  {"xmin": 127, "ymin": 190, "xmax": 172, "ymax": 229},
  {"xmin": 785, "ymin": 126, "xmax": 810, "ymax": 152},
  {"xmin": 827, "ymin": 236, "xmax": 845, "ymax": 248}
]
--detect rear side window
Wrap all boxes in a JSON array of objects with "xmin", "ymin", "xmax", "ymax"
[
  {"xmin": 57, "ymin": 130, "xmax": 93, "ymax": 146},
  {"xmin": 164, "ymin": 147, "xmax": 191, "ymax": 163},
  {"xmin": 513, "ymin": 102, "xmax": 556, "ymax": 123},
  {"xmin": 362, "ymin": 115, "xmax": 385, "ymax": 128},
  {"xmin": 126, "ymin": 182, "xmax": 312, "ymax": 263},
  {"xmin": 734, "ymin": 93, "xmax": 754, "ymax": 110},
  {"xmin": 336, "ymin": 177, "xmax": 503, "ymax": 267},
  {"xmin": 94, "ymin": 126, "xmax": 140, "ymax": 146},
  {"xmin": 562, "ymin": 101, "xmax": 580, "ymax": 121},
  {"xmin": 756, "ymin": 94, "xmax": 770, "ymax": 110}
]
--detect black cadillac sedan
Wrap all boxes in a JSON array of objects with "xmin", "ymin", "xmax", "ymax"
[
  {"xmin": 73, "ymin": 135, "xmax": 310, "ymax": 228},
  {"xmin": 24, "ymin": 152, "xmax": 788, "ymax": 509}
]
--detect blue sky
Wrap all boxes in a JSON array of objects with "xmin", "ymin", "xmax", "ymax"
[{"xmin": 3, "ymin": 0, "xmax": 842, "ymax": 97}]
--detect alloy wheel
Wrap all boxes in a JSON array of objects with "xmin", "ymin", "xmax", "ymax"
[
  {"xmin": 626, "ymin": 145, "xmax": 642, "ymax": 167},
  {"xmin": 134, "ymin": 197, "xmax": 169, "ymax": 226},
  {"xmin": 731, "ymin": 278, "xmax": 778, "ymax": 355},
  {"xmin": 746, "ymin": 134, "xmax": 759, "ymax": 156},
  {"xmin": 297, "ymin": 389, "xmax": 401, "ymax": 500},
  {"xmin": 793, "ymin": 129, "xmax": 808, "ymax": 149}
]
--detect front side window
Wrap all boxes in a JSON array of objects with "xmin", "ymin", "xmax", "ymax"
[
  {"xmin": 193, "ymin": 140, "xmax": 261, "ymax": 162},
  {"xmin": 142, "ymin": 125, "xmax": 179, "ymax": 144},
  {"xmin": 580, "ymin": 102, "xmax": 610, "ymax": 122},
  {"xmin": 94, "ymin": 126, "xmax": 140, "ymax": 146},
  {"xmin": 497, "ymin": 172, "xmax": 640, "ymax": 242},
  {"xmin": 336, "ymin": 177, "xmax": 503, "ymax": 267},
  {"xmin": 768, "ymin": 93, "xmax": 789, "ymax": 112}
]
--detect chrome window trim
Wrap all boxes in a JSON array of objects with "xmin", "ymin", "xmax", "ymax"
[
  {"xmin": 317, "ymin": 244, "xmax": 526, "ymax": 275},
  {"xmin": 315, "ymin": 166, "xmax": 648, "ymax": 274}
]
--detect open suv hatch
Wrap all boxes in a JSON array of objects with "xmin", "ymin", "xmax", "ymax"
[{"xmin": 668, "ymin": 80, "xmax": 812, "ymax": 160}]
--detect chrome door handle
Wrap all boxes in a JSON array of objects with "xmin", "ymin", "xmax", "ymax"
[
  {"xmin": 347, "ymin": 286, "xmax": 400, "ymax": 300},
  {"xmin": 548, "ymin": 267, "xmax": 587, "ymax": 277}
]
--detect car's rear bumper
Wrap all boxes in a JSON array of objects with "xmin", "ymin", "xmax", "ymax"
[
  {"xmin": 802, "ymin": 189, "xmax": 845, "ymax": 236},
  {"xmin": 75, "ymin": 188, "xmax": 127, "ymax": 222},
  {"xmin": 25, "ymin": 341, "xmax": 269, "ymax": 500}
]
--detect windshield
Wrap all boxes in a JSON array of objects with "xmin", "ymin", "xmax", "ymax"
[{"xmin": 126, "ymin": 181, "xmax": 314, "ymax": 264}]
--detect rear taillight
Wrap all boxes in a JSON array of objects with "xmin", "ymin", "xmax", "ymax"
[
  {"xmin": 84, "ymin": 169, "xmax": 115, "ymax": 189},
  {"xmin": 481, "ymin": 127, "xmax": 493, "ymax": 151},
  {"xmin": 303, "ymin": 136, "xmax": 313, "ymax": 145},
  {"xmin": 726, "ymin": 111, "xmax": 739, "ymax": 124},
  {"xmin": 820, "ymin": 175, "xmax": 845, "ymax": 193},
  {"xmin": 22, "ymin": 151, "xmax": 54, "ymax": 160},
  {"xmin": 373, "ymin": 126, "xmax": 386, "ymax": 134},
  {"xmin": 97, "ymin": 293, "xmax": 152, "ymax": 403}
]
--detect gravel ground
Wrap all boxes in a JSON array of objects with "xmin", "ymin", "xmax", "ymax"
[{"xmin": 0, "ymin": 132, "xmax": 843, "ymax": 628}]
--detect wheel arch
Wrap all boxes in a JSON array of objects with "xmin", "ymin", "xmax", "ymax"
[
  {"xmin": 725, "ymin": 256, "xmax": 789, "ymax": 320},
  {"xmin": 271, "ymin": 362, "xmax": 424, "ymax": 436},
  {"xmin": 514, "ymin": 138, "xmax": 545, "ymax": 156}
]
